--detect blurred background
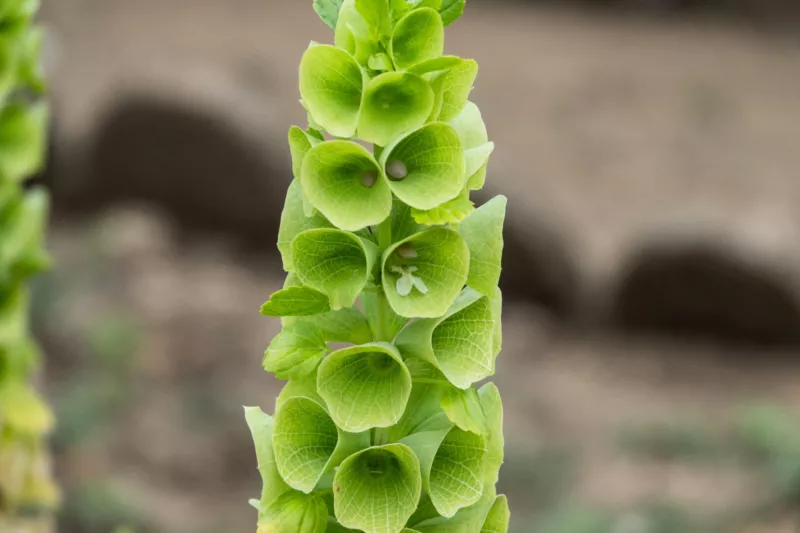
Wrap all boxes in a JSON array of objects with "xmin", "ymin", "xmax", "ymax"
[{"xmin": 31, "ymin": 0, "xmax": 800, "ymax": 532}]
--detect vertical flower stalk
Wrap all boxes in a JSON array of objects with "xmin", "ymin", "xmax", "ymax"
[
  {"xmin": 0, "ymin": 1, "xmax": 55, "ymax": 532},
  {"xmin": 247, "ymin": 1, "xmax": 508, "ymax": 532}
]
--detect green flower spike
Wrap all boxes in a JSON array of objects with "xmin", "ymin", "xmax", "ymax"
[
  {"xmin": 249, "ymin": 2, "xmax": 509, "ymax": 532},
  {"xmin": 0, "ymin": 2, "xmax": 57, "ymax": 530}
]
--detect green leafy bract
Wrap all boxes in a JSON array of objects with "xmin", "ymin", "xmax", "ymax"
[
  {"xmin": 301, "ymin": 140, "xmax": 392, "ymax": 231},
  {"xmin": 278, "ymin": 180, "xmax": 333, "ymax": 271},
  {"xmin": 317, "ymin": 342, "xmax": 412, "ymax": 432},
  {"xmin": 263, "ymin": 320, "xmax": 328, "ymax": 380},
  {"xmin": 449, "ymin": 102, "xmax": 494, "ymax": 190},
  {"xmin": 314, "ymin": 0, "xmax": 346, "ymax": 29},
  {"xmin": 333, "ymin": 444, "xmax": 422, "ymax": 533},
  {"xmin": 380, "ymin": 123, "xmax": 465, "ymax": 211},
  {"xmin": 273, "ymin": 396, "xmax": 370, "ymax": 493},
  {"xmin": 438, "ymin": 0, "xmax": 465, "ymax": 26},
  {"xmin": 355, "ymin": 0, "xmax": 392, "ymax": 38},
  {"xmin": 293, "ymin": 228, "xmax": 379, "ymax": 309},
  {"xmin": 440, "ymin": 386, "xmax": 488, "ymax": 436},
  {"xmin": 0, "ymin": 101, "xmax": 46, "ymax": 182},
  {"xmin": 245, "ymin": 407, "xmax": 291, "ymax": 513},
  {"xmin": 390, "ymin": 8, "xmax": 444, "ymax": 70},
  {"xmin": 412, "ymin": 57, "xmax": 477, "ymax": 122},
  {"xmin": 259, "ymin": 491, "xmax": 329, "ymax": 533},
  {"xmin": 335, "ymin": 0, "xmax": 382, "ymax": 65},
  {"xmin": 261, "ymin": 286, "xmax": 331, "ymax": 317},
  {"xmin": 358, "ymin": 72, "xmax": 435, "ymax": 147},
  {"xmin": 396, "ymin": 288, "xmax": 496, "ymax": 389},
  {"xmin": 480, "ymin": 495, "xmax": 510, "ymax": 533},
  {"xmin": 411, "ymin": 188, "xmax": 474, "ymax": 225},
  {"xmin": 458, "ymin": 196, "xmax": 507, "ymax": 296},
  {"xmin": 478, "ymin": 383, "xmax": 504, "ymax": 485},
  {"xmin": 382, "ymin": 228, "xmax": 469, "ymax": 318},
  {"xmin": 288, "ymin": 125, "xmax": 321, "ymax": 179},
  {"xmin": 412, "ymin": 487, "xmax": 498, "ymax": 533},
  {"xmin": 299, "ymin": 44, "xmax": 365, "ymax": 137}
]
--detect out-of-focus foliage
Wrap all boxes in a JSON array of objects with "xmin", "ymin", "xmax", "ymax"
[{"xmin": 0, "ymin": 0, "xmax": 53, "ymax": 531}]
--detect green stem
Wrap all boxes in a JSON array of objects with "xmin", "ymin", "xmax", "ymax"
[
  {"xmin": 377, "ymin": 217, "xmax": 392, "ymax": 251},
  {"xmin": 373, "ymin": 427, "xmax": 390, "ymax": 446}
]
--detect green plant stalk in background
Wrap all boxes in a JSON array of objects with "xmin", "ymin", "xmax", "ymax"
[
  {"xmin": 246, "ymin": 1, "xmax": 509, "ymax": 532},
  {"xmin": 0, "ymin": 0, "xmax": 55, "ymax": 532}
]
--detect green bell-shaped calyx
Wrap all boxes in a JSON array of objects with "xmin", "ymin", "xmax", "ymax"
[
  {"xmin": 292, "ymin": 228, "xmax": 379, "ymax": 309},
  {"xmin": 396, "ymin": 288, "xmax": 497, "ymax": 388},
  {"xmin": 411, "ymin": 487, "xmax": 508, "ymax": 533},
  {"xmin": 401, "ymin": 417, "xmax": 488, "ymax": 518},
  {"xmin": 301, "ymin": 140, "xmax": 392, "ymax": 231},
  {"xmin": 459, "ymin": 196, "xmax": 507, "ymax": 296},
  {"xmin": 333, "ymin": 443, "xmax": 422, "ymax": 533},
  {"xmin": 262, "ymin": 320, "xmax": 329, "ymax": 380},
  {"xmin": 258, "ymin": 492, "xmax": 329, "ymax": 533},
  {"xmin": 380, "ymin": 123, "xmax": 465, "ymax": 211},
  {"xmin": 299, "ymin": 44, "xmax": 365, "ymax": 137},
  {"xmin": 382, "ymin": 227, "xmax": 469, "ymax": 318},
  {"xmin": 391, "ymin": 8, "xmax": 444, "ymax": 70},
  {"xmin": 317, "ymin": 342, "xmax": 412, "ymax": 432},
  {"xmin": 358, "ymin": 72, "xmax": 435, "ymax": 147},
  {"xmin": 273, "ymin": 396, "xmax": 370, "ymax": 493},
  {"xmin": 245, "ymin": 407, "xmax": 291, "ymax": 513}
]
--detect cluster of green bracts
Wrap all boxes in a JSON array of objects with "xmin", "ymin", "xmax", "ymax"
[
  {"xmin": 247, "ymin": 1, "xmax": 508, "ymax": 532},
  {"xmin": 0, "ymin": 1, "xmax": 55, "ymax": 532}
]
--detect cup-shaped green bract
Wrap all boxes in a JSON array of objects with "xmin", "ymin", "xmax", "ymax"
[
  {"xmin": 292, "ymin": 228, "xmax": 378, "ymax": 309},
  {"xmin": 277, "ymin": 180, "xmax": 333, "ymax": 271},
  {"xmin": 380, "ymin": 123, "xmax": 465, "ymax": 211},
  {"xmin": 333, "ymin": 444, "xmax": 422, "ymax": 533},
  {"xmin": 412, "ymin": 488, "xmax": 507, "ymax": 533},
  {"xmin": 411, "ymin": 56, "xmax": 478, "ymax": 122},
  {"xmin": 477, "ymin": 383, "xmax": 505, "ymax": 486},
  {"xmin": 449, "ymin": 102, "xmax": 494, "ymax": 191},
  {"xmin": 335, "ymin": 0, "xmax": 383, "ymax": 65},
  {"xmin": 259, "ymin": 491, "xmax": 329, "ymax": 533},
  {"xmin": 382, "ymin": 227, "xmax": 469, "ymax": 318},
  {"xmin": 299, "ymin": 44, "xmax": 365, "ymax": 138},
  {"xmin": 391, "ymin": 8, "xmax": 444, "ymax": 70},
  {"xmin": 301, "ymin": 140, "xmax": 392, "ymax": 231},
  {"xmin": 273, "ymin": 396, "xmax": 369, "ymax": 494},
  {"xmin": 262, "ymin": 319, "xmax": 329, "ymax": 380},
  {"xmin": 396, "ymin": 288, "xmax": 496, "ymax": 389},
  {"xmin": 428, "ymin": 427, "xmax": 487, "ymax": 517},
  {"xmin": 317, "ymin": 342, "xmax": 412, "ymax": 433},
  {"xmin": 358, "ymin": 72, "xmax": 435, "ymax": 147}
]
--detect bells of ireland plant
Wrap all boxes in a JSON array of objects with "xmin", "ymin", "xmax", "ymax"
[
  {"xmin": 0, "ymin": 2, "xmax": 57, "ymax": 533},
  {"xmin": 247, "ymin": 1, "xmax": 509, "ymax": 532}
]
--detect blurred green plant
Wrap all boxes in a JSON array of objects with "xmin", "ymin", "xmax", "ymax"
[
  {"xmin": 617, "ymin": 420, "xmax": 723, "ymax": 463},
  {"xmin": 0, "ymin": 0, "xmax": 53, "ymax": 531},
  {"xmin": 245, "ymin": 1, "xmax": 509, "ymax": 532}
]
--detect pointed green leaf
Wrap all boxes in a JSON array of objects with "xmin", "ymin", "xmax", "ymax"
[
  {"xmin": 273, "ymin": 396, "xmax": 370, "ymax": 493},
  {"xmin": 438, "ymin": 0, "xmax": 465, "ymax": 26},
  {"xmin": 413, "ymin": 486, "xmax": 497, "ymax": 533},
  {"xmin": 333, "ymin": 444, "xmax": 422, "ymax": 533},
  {"xmin": 261, "ymin": 286, "xmax": 331, "ymax": 317},
  {"xmin": 314, "ymin": 0, "xmax": 346, "ymax": 28},
  {"xmin": 263, "ymin": 320, "xmax": 328, "ymax": 380},
  {"xmin": 396, "ymin": 288, "xmax": 496, "ymax": 388},
  {"xmin": 448, "ymin": 103, "xmax": 493, "ymax": 190},
  {"xmin": 301, "ymin": 140, "xmax": 392, "ymax": 231},
  {"xmin": 478, "ymin": 383, "xmax": 504, "ymax": 485},
  {"xmin": 355, "ymin": 0, "xmax": 392, "ymax": 37},
  {"xmin": 390, "ymin": 0, "xmax": 442, "ymax": 20},
  {"xmin": 299, "ymin": 44, "xmax": 365, "ymax": 137},
  {"xmin": 317, "ymin": 342, "xmax": 412, "ymax": 432},
  {"xmin": 421, "ymin": 58, "xmax": 477, "ymax": 122},
  {"xmin": 480, "ymin": 495, "xmax": 508, "ymax": 533},
  {"xmin": 459, "ymin": 196, "xmax": 506, "ymax": 296},
  {"xmin": 0, "ymin": 102, "xmax": 46, "ymax": 182},
  {"xmin": 411, "ymin": 188, "xmax": 474, "ymax": 225},
  {"xmin": 391, "ymin": 8, "xmax": 444, "ymax": 70},
  {"xmin": 278, "ymin": 180, "xmax": 333, "ymax": 271},
  {"xmin": 358, "ymin": 72, "xmax": 435, "ymax": 147},
  {"xmin": 259, "ymin": 491, "xmax": 329, "ymax": 533},
  {"xmin": 293, "ymin": 228, "xmax": 379, "ymax": 309},
  {"xmin": 382, "ymin": 227, "xmax": 469, "ymax": 318},
  {"xmin": 440, "ymin": 386, "xmax": 488, "ymax": 436},
  {"xmin": 288, "ymin": 126, "xmax": 322, "ymax": 179},
  {"xmin": 244, "ymin": 407, "xmax": 291, "ymax": 512},
  {"xmin": 381, "ymin": 123, "xmax": 465, "ymax": 211}
]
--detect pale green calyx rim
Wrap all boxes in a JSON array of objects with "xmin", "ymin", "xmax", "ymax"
[{"xmin": 247, "ymin": 0, "xmax": 509, "ymax": 532}]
